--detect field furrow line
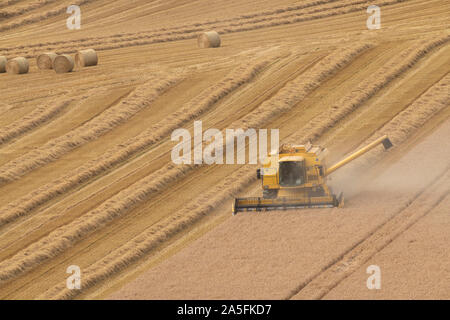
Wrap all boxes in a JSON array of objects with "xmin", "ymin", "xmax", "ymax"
[
  {"xmin": 0, "ymin": 102, "xmax": 14, "ymax": 113},
  {"xmin": 230, "ymin": 43, "xmax": 372, "ymax": 130},
  {"xmin": 1, "ymin": 69, "xmax": 147, "ymax": 105}
]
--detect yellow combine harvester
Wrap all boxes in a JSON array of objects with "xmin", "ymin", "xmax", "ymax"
[{"xmin": 232, "ymin": 135, "xmax": 393, "ymax": 214}]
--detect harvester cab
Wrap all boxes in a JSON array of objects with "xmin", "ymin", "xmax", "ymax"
[{"xmin": 232, "ymin": 135, "xmax": 393, "ymax": 215}]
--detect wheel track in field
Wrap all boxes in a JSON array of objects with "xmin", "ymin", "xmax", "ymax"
[{"xmin": 289, "ymin": 166, "xmax": 450, "ymax": 300}]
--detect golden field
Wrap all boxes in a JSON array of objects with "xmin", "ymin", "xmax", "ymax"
[{"xmin": 0, "ymin": 0, "xmax": 449, "ymax": 299}]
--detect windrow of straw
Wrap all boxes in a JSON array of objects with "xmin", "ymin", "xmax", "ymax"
[
  {"xmin": 0, "ymin": 0, "xmax": 99, "ymax": 33},
  {"xmin": 93, "ymin": 0, "xmax": 405, "ymax": 53},
  {"xmin": 0, "ymin": 0, "xmax": 23, "ymax": 10},
  {"xmin": 2, "ymin": 0, "xmax": 406, "ymax": 58},
  {"xmin": 286, "ymin": 35, "xmax": 450, "ymax": 144},
  {"xmin": 0, "ymin": 103, "xmax": 13, "ymax": 113},
  {"xmin": 0, "ymin": 72, "xmax": 182, "ymax": 184},
  {"xmin": 0, "ymin": 86, "xmax": 115, "ymax": 147},
  {"xmin": 0, "ymin": 45, "xmax": 368, "ymax": 282},
  {"xmin": 0, "ymin": 99, "xmax": 73, "ymax": 146},
  {"xmin": 0, "ymin": 163, "xmax": 194, "ymax": 285},
  {"xmin": 231, "ymin": 43, "xmax": 373, "ymax": 130},
  {"xmin": 39, "ymin": 166, "xmax": 256, "ymax": 300},
  {"xmin": 0, "ymin": 57, "xmax": 270, "ymax": 227},
  {"xmin": 0, "ymin": 0, "xmax": 60, "ymax": 19}
]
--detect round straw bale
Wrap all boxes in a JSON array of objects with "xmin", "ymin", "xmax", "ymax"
[
  {"xmin": 53, "ymin": 54, "xmax": 74, "ymax": 73},
  {"xmin": 6, "ymin": 57, "xmax": 29, "ymax": 74},
  {"xmin": 197, "ymin": 31, "xmax": 221, "ymax": 48},
  {"xmin": 37, "ymin": 52, "xmax": 58, "ymax": 70},
  {"xmin": 0, "ymin": 56, "xmax": 7, "ymax": 73},
  {"xmin": 75, "ymin": 49, "xmax": 98, "ymax": 67}
]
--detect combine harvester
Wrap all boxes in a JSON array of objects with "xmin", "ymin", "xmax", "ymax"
[{"xmin": 233, "ymin": 135, "xmax": 393, "ymax": 214}]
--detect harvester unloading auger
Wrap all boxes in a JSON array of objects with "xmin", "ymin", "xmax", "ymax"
[{"xmin": 232, "ymin": 135, "xmax": 393, "ymax": 215}]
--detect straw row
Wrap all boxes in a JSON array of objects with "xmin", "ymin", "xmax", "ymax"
[
  {"xmin": 0, "ymin": 0, "xmax": 60, "ymax": 19},
  {"xmin": 0, "ymin": 72, "xmax": 183, "ymax": 184},
  {"xmin": 0, "ymin": 84, "xmax": 116, "ymax": 147},
  {"xmin": 0, "ymin": 0, "xmax": 100, "ymax": 33},
  {"xmin": 0, "ymin": 99, "xmax": 73, "ymax": 146}
]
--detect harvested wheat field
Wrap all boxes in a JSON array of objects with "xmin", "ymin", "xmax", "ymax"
[{"xmin": 0, "ymin": 0, "xmax": 449, "ymax": 300}]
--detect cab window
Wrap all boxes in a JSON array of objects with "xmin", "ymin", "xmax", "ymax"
[{"xmin": 279, "ymin": 161, "xmax": 304, "ymax": 186}]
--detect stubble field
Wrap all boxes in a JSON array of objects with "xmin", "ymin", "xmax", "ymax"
[{"xmin": 0, "ymin": 0, "xmax": 448, "ymax": 299}]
